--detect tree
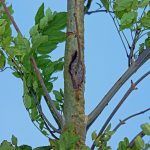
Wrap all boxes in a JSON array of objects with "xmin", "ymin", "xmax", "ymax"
[{"xmin": 0, "ymin": 0, "xmax": 150, "ymax": 149}]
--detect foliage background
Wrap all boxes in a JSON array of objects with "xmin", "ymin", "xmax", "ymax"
[{"xmin": 0, "ymin": 0, "xmax": 149, "ymax": 149}]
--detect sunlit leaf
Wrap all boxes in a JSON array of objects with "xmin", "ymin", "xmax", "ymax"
[
  {"xmin": 141, "ymin": 123, "xmax": 150, "ymax": 135},
  {"xmin": 135, "ymin": 136, "xmax": 144, "ymax": 149}
]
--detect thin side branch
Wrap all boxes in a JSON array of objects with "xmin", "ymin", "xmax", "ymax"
[
  {"xmin": 86, "ymin": 9, "xmax": 114, "ymax": 15},
  {"xmin": 1, "ymin": 0, "xmax": 63, "ymax": 128},
  {"xmin": 113, "ymin": 107, "xmax": 150, "ymax": 132},
  {"xmin": 109, "ymin": 13, "xmax": 129, "ymax": 58},
  {"xmin": 0, "ymin": 0, "xmax": 21, "ymax": 34},
  {"xmin": 128, "ymin": 29, "xmax": 141, "ymax": 67},
  {"xmin": 98, "ymin": 71, "xmax": 150, "ymax": 135},
  {"xmin": 87, "ymin": 47, "xmax": 150, "ymax": 129},
  {"xmin": 31, "ymin": 90, "xmax": 61, "ymax": 134},
  {"xmin": 91, "ymin": 71, "xmax": 150, "ymax": 149},
  {"xmin": 84, "ymin": 0, "xmax": 93, "ymax": 13},
  {"xmin": 31, "ymin": 58, "xmax": 63, "ymax": 128}
]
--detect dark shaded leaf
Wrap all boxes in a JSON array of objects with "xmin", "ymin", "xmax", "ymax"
[{"xmin": 35, "ymin": 3, "xmax": 44, "ymax": 24}]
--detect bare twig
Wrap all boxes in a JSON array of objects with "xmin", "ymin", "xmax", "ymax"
[
  {"xmin": 1, "ymin": 0, "xmax": 63, "ymax": 128},
  {"xmin": 87, "ymin": 47, "xmax": 150, "ymax": 129},
  {"xmin": 0, "ymin": 66, "xmax": 14, "ymax": 72},
  {"xmin": 84, "ymin": 0, "xmax": 93, "ymax": 13},
  {"xmin": 109, "ymin": 13, "xmax": 129, "ymax": 58},
  {"xmin": 86, "ymin": 9, "xmax": 114, "ymax": 15},
  {"xmin": 98, "ymin": 71, "xmax": 150, "ymax": 135},
  {"xmin": 91, "ymin": 71, "xmax": 150, "ymax": 149},
  {"xmin": 128, "ymin": 131, "xmax": 145, "ymax": 148},
  {"xmin": 115, "ymin": 17, "xmax": 131, "ymax": 49},
  {"xmin": 113, "ymin": 108, "xmax": 150, "ymax": 132}
]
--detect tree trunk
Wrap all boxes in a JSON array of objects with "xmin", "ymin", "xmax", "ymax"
[{"xmin": 63, "ymin": 0, "xmax": 86, "ymax": 148}]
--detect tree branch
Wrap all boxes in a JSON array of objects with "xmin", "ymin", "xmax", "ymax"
[
  {"xmin": 30, "ymin": 90, "xmax": 61, "ymax": 134},
  {"xmin": 84, "ymin": 0, "xmax": 93, "ymax": 13},
  {"xmin": 87, "ymin": 47, "xmax": 150, "ymax": 129},
  {"xmin": 86, "ymin": 9, "xmax": 114, "ymax": 15},
  {"xmin": 109, "ymin": 12, "xmax": 129, "ymax": 59},
  {"xmin": 0, "ymin": 0, "xmax": 21, "ymax": 34},
  {"xmin": 1, "ymin": 0, "xmax": 63, "ymax": 128},
  {"xmin": 30, "ymin": 58, "xmax": 63, "ymax": 128},
  {"xmin": 97, "ymin": 71, "xmax": 150, "ymax": 135},
  {"xmin": 128, "ymin": 131, "xmax": 145, "ymax": 148},
  {"xmin": 91, "ymin": 70, "xmax": 150, "ymax": 149},
  {"xmin": 113, "ymin": 107, "xmax": 150, "ymax": 132},
  {"xmin": 128, "ymin": 29, "xmax": 141, "ymax": 67}
]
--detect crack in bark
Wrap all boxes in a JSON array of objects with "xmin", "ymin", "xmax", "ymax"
[{"xmin": 69, "ymin": 51, "xmax": 84, "ymax": 89}]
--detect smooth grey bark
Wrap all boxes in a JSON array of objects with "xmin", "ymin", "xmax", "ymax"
[{"xmin": 63, "ymin": 0, "xmax": 87, "ymax": 148}]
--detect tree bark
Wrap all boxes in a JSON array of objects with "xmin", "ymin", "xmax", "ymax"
[{"xmin": 63, "ymin": 0, "xmax": 86, "ymax": 148}]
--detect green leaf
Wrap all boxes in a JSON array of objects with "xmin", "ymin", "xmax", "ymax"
[
  {"xmin": 32, "ymin": 34, "xmax": 48, "ymax": 50},
  {"xmin": 33, "ymin": 146, "xmax": 51, "ymax": 150},
  {"xmin": 120, "ymin": 11, "xmax": 137, "ymax": 30},
  {"xmin": 42, "ymin": 130, "xmax": 49, "ymax": 136},
  {"xmin": 91, "ymin": 131, "xmax": 97, "ymax": 141},
  {"xmin": 100, "ymin": 0, "xmax": 109, "ymax": 11},
  {"xmin": 123, "ymin": 137, "xmax": 129, "ymax": 146},
  {"xmin": 114, "ymin": 0, "xmax": 133, "ymax": 11},
  {"xmin": 35, "ymin": 3, "xmax": 44, "ymax": 24},
  {"xmin": 45, "ymin": 82, "xmax": 53, "ymax": 92},
  {"xmin": 11, "ymin": 135, "xmax": 17, "ymax": 146},
  {"xmin": 2, "ymin": 37, "xmax": 12, "ymax": 48},
  {"xmin": 30, "ymin": 107, "xmax": 39, "ymax": 121},
  {"xmin": 140, "ymin": 11, "xmax": 150, "ymax": 28},
  {"xmin": 12, "ymin": 72, "xmax": 21, "ymax": 78},
  {"xmin": 145, "ymin": 144, "xmax": 150, "ymax": 150},
  {"xmin": 14, "ymin": 34, "xmax": 30, "ymax": 51},
  {"xmin": 60, "ymin": 88, "xmax": 64, "ymax": 97},
  {"xmin": 36, "ymin": 55, "xmax": 50, "ymax": 68},
  {"xmin": 39, "ymin": 16, "xmax": 48, "ymax": 30},
  {"xmin": 37, "ymin": 41, "xmax": 57, "ymax": 54},
  {"xmin": 139, "ymin": 0, "xmax": 150, "ymax": 8},
  {"xmin": 118, "ymin": 141, "xmax": 127, "ymax": 150},
  {"xmin": 54, "ymin": 61, "xmax": 64, "ymax": 72},
  {"xmin": 23, "ymin": 94, "xmax": 32, "ymax": 109},
  {"xmin": 18, "ymin": 145, "xmax": 32, "ymax": 150},
  {"xmin": 48, "ymin": 31, "xmax": 66, "ymax": 43},
  {"xmin": 0, "ymin": 19, "xmax": 6, "ymax": 36},
  {"xmin": 53, "ymin": 101, "xmax": 61, "ymax": 110},
  {"xmin": 145, "ymin": 37, "xmax": 150, "ymax": 48},
  {"xmin": 0, "ymin": 140, "xmax": 15, "ymax": 150},
  {"xmin": 53, "ymin": 90, "xmax": 62, "ymax": 102},
  {"xmin": 141, "ymin": 123, "xmax": 150, "ymax": 135},
  {"xmin": 58, "ymin": 128, "xmax": 79, "ymax": 149},
  {"xmin": 45, "ymin": 12, "xmax": 66, "ymax": 31},
  {"xmin": 29, "ymin": 25, "xmax": 38, "ymax": 37},
  {"xmin": 39, "ymin": 121, "xmax": 44, "ymax": 130},
  {"xmin": 0, "ymin": 50, "xmax": 6, "ymax": 70},
  {"xmin": 135, "ymin": 136, "xmax": 144, "ymax": 149},
  {"xmin": 46, "ymin": 8, "xmax": 53, "ymax": 22}
]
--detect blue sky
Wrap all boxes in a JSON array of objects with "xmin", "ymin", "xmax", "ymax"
[{"xmin": 0, "ymin": 0, "xmax": 150, "ymax": 149}]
